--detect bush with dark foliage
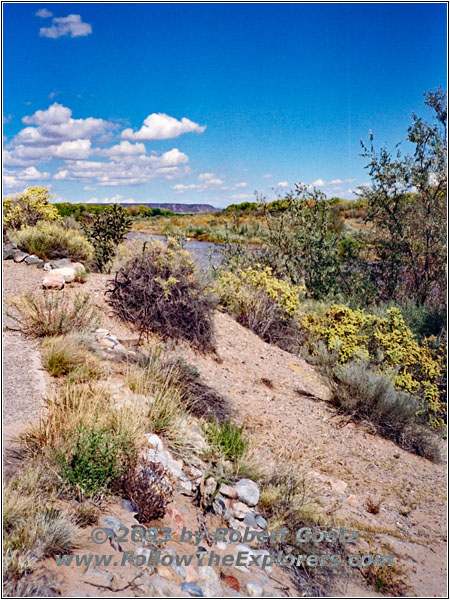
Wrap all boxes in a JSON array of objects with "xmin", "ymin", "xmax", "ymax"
[
  {"xmin": 85, "ymin": 204, "xmax": 132, "ymax": 272},
  {"xmin": 121, "ymin": 458, "xmax": 174, "ymax": 522},
  {"xmin": 106, "ymin": 239, "xmax": 215, "ymax": 350}
]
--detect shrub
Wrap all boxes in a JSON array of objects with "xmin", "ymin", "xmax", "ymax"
[
  {"xmin": 58, "ymin": 421, "xmax": 135, "ymax": 497},
  {"xmin": 8, "ymin": 221, "xmax": 94, "ymax": 262},
  {"xmin": 204, "ymin": 419, "xmax": 247, "ymax": 465},
  {"xmin": 331, "ymin": 361, "xmax": 441, "ymax": 461},
  {"xmin": 120, "ymin": 458, "xmax": 174, "ymax": 522},
  {"xmin": 214, "ymin": 266, "xmax": 305, "ymax": 352},
  {"xmin": 7, "ymin": 292, "xmax": 98, "ymax": 338},
  {"xmin": 302, "ymin": 305, "xmax": 445, "ymax": 428},
  {"xmin": 3, "ymin": 186, "xmax": 60, "ymax": 232},
  {"xmin": 106, "ymin": 238, "xmax": 215, "ymax": 350},
  {"xmin": 85, "ymin": 204, "xmax": 132, "ymax": 272}
]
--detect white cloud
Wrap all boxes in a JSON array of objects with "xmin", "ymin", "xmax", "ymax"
[
  {"xmin": 122, "ymin": 113, "xmax": 206, "ymax": 141},
  {"xmin": 330, "ymin": 179, "xmax": 343, "ymax": 185},
  {"xmin": 3, "ymin": 166, "xmax": 50, "ymax": 188},
  {"xmin": 40, "ymin": 14, "xmax": 92, "ymax": 39},
  {"xmin": 312, "ymin": 178, "xmax": 325, "ymax": 187},
  {"xmin": 263, "ymin": 173, "xmax": 274, "ymax": 179},
  {"xmin": 36, "ymin": 8, "xmax": 53, "ymax": 18},
  {"xmin": 198, "ymin": 172, "xmax": 223, "ymax": 185},
  {"xmin": 277, "ymin": 181, "xmax": 289, "ymax": 188},
  {"xmin": 103, "ymin": 140, "xmax": 146, "ymax": 159},
  {"xmin": 5, "ymin": 139, "xmax": 92, "ymax": 164},
  {"xmin": 233, "ymin": 182, "xmax": 247, "ymax": 188},
  {"xmin": 231, "ymin": 193, "xmax": 253, "ymax": 200}
]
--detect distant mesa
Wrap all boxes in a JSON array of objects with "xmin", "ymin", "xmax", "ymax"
[{"xmin": 117, "ymin": 202, "xmax": 218, "ymax": 214}]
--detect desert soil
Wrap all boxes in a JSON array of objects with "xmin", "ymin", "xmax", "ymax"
[{"xmin": 3, "ymin": 260, "xmax": 447, "ymax": 597}]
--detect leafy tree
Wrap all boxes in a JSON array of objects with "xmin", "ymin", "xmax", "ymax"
[
  {"xmin": 85, "ymin": 204, "xmax": 132, "ymax": 272},
  {"xmin": 3, "ymin": 186, "xmax": 60, "ymax": 231},
  {"xmin": 359, "ymin": 88, "xmax": 447, "ymax": 305},
  {"xmin": 259, "ymin": 185, "xmax": 344, "ymax": 298}
]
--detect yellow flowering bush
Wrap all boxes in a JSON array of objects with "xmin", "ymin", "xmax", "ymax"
[
  {"xmin": 3, "ymin": 186, "xmax": 60, "ymax": 231},
  {"xmin": 302, "ymin": 305, "xmax": 445, "ymax": 427},
  {"xmin": 215, "ymin": 266, "xmax": 305, "ymax": 318}
]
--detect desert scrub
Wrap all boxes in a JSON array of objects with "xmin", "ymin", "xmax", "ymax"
[
  {"xmin": 85, "ymin": 203, "xmax": 132, "ymax": 272},
  {"xmin": 7, "ymin": 292, "xmax": 98, "ymax": 338},
  {"xmin": 58, "ymin": 421, "xmax": 135, "ymax": 497},
  {"xmin": 8, "ymin": 221, "xmax": 94, "ymax": 262},
  {"xmin": 106, "ymin": 238, "xmax": 215, "ymax": 350},
  {"xmin": 42, "ymin": 334, "xmax": 101, "ymax": 379},
  {"xmin": 3, "ymin": 186, "xmax": 60, "ymax": 231},
  {"xmin": 302, "ymin": 305, "xmax": 445, "ymax": 428},
  {"xmin": 214, "ymin": 266, "xmax": 305, "ymax": 352},
  {"xmin": 3, "ymin": 468, "xmax": 77, "ymax": 596},
  {"xmin": 204, "ymin": 419, "xmax": 247, "ymax": 466}
]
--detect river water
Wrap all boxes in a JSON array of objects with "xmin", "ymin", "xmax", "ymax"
[{"xmin": 127, "ymin": 232, "xmax": 223, "ymax": 269}]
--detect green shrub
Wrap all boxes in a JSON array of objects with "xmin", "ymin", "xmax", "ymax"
[
  {"xmin": 8, "ymin": 221, "xmax": 94, "ymax": 262},
  {"xmin": 106, "ymin": 238, "xmax": 215, "ymax": 350},
  {"xmin": 58, "ymin": 422, "xmax": 135, "ymax": 496},
  {"xmin": 331, "ymin": 361, "xmax": 441, "ymax": 461},
  {"xmin": 7, "ymin": 292, "xmax": 98, "ymax": 338},
  {"xmin": 85, "ymin": 204, "xmax": 132, "ymax": 272},
  {"xmin": 302, "ymin": 305, "xmax": 445, "ymax": 428},
  {"xmin": 3, "ymin": 186, "xmax": 60, "ymax": 231},
  {"xmin": 204, "ymin": 419, "xmax": 247, "ymax": 465}
]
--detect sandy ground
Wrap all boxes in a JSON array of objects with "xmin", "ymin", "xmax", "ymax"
[{"xmin": 2, "ymin": 260, "xmax": 447, "ymax": 596}]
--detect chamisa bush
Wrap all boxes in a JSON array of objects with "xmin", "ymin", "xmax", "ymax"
[
  {"xmin": 8, "ymin": 221, "xmax": 94, "ymax": 262},
  {"xmin": 214, "ymin": 265, "xmax": 305, "ymax": 352},
  {"xmin": 106, "ymin": 238, "xmax": 215, "ymax": 350},
  {"xmin": 3, "ymin": 186, "xmax": 60, "ymax": 232}
]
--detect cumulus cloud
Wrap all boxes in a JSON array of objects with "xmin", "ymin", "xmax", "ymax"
[
  {"xmin": 122, "ymin": 113, "xmax": 206, "ymax": 141},
  {"xmin": 277, "ymin": 181, "xmax": 289, "ymax": 188},
  {"xmin": 102, "ymin": 140, "xmax": 146, "ymax": 159},
  {"xmin": 3, "ymin": 166, "xmax": 50, "ymax": 188},
  {"xmin": 312, "ymin": 178, "xmax": 325, "ymax": 187},
  {"xmin": 233, "ymin": 182, "xmax": 247, "ymax": 188},
  {"xmin": 36, "ymin": 8, "xmax": 53, "ymax": 18},
  {"xmin": 87, "ymin": 194, "xmax": 135, "ymax": 204},
  {"xmin": 198, "ymin": 172, "xmax": 223, "ymax": 185},
  {"xmin": 40, "ymin": 14, "xmax": 92, "ymax": 39}
]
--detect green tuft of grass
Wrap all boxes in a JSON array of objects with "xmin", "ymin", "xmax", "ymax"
[{"xmin": 204, "ymin": 419, "xmax": 248, "ymax": 465}]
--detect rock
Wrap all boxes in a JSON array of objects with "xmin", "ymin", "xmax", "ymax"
[
  {"xmin": 213, "ymin": 497, "xmax": 226, "ymax": 516},
  {"xmin": 24, "ymin": 254, "xmax": 44, "ymax": 267},
  {"xmin": 145, "ymin": 433, "xmax": 164, "ymax": 451},
  {"xmin": 3, "ymin": 244, "xmax": 19, "ymax": 259},
  {"xmin": 83, "ymin": 567, "xmax": 115, "ymax": 590},
  {"xmin": 184, "ymin": 565, "xmax": 199, "ymax": 583},
  {"xmin": 219, "ymin": 483, "xmax": 238, "ymax": 499},
  {"xmin": 179, "ymin": 478, "xmax": 193, "ymax": 493},
  {"xmin": 232, "ymin": 501, "xmax": 253, "ymax": 520},
  {"xmin": 247, "ymin": 581, "xmax": 263, "ymax": 597},
  {"xmin": 120, "ymin": 498, "xmax": 138, "ymax": 513},
  {"xmin": 167, "ymin": 507, "xmax": 185, "ymax": 530},
  {"xmin": 43, "ymin": 262, "xmax": 52, "ymax": 271},
  {"xmin": 204, "ymin": 477, "xmax": 217, "ymax": 497},
  {"xmin": 255, "ymin": 514, "xmax": 268, "ymax": 529},
  {"xmin": 148, "ymin": 574, "xmax": 190, "ymax": 597},
  {"xmin": 198, "ymin": 566, "xmax": 223, "ymax": 597},
  {"xmin": 96, "ymin": 328, "xmax": 110, "ymax": 335},
  {"xmin": 13, "ymin": 252, "xmax": 29, "ymax": 263},
  {"xmin": 243, "ymin": 513, "xmax": 259, "ymax": 529},
  {"xmin": 137, "ymin": 547, "xmax": 153, "ymax": 563},
  {"xmin": 49, "ymin": 258, "xmax": 71, "ymax": 268},
  {"xmin": 51, "ymin": 266, "xmax": 77, "ymax": 282},
  {"xmin": 145, "ymin": 448, "xmax": 170, "ymax": 467},
  {"xmin": 100, "ymin": 515, "xmax": 124, "ymax": 532},
  {"xmin": 164, "ymin": 548, "xmax": 186, "ymax": 580},
  {"xmin": 234, "ymin": 479, "xmax": 259, "ymax": 506},
  {"xmin": 221, "ymin": 574, "xmax": 240, "ymax": 592},
  {"xmin": 42, "ymin": 273, "xmax": 65, "ymax": 290},
  {"xmin": 216, "ymin": 541, "xmax": 227, "ymax": 551},
  {"xmin": 158, "ymin": 565, "xmax": 181, "ymax": 583},
  {"xmin": 167, "ymin": 458, "xmax": 184, "ymax": 479},
  {"xmin": 181, "ymin": 582, "xmax": 204, "ymax": 597}
]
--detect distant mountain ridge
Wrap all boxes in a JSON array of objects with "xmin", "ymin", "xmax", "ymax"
[{"xmin": 118, "ymin": 202, "xmax": 219, "ymax": 213}]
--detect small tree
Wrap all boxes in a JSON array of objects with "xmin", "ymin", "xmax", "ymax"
[
  {"xmin": 85, "ymin": 204, "xmax": 132, "ymax": 272},
  {"xmin": 260, "ymin": 185, "xmax": 343, "ymax": 298},
  {"xmin": 3, "ymin": 186, "xmax": 60, "ymax": 231},
  {"xmin": 359, "ymin": 88, "xmax": 447, "ymax": 305}
]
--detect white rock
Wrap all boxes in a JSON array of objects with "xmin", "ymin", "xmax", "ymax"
[
  {"xmin": 42, "ymin": 273, "xmax": 65, "ymax": 290},
  {"xmin": 234, "ymin": 479, "xmax": 260, "ymax": 506},
  {"xmin": 247, "ymin": 581, "xmax": 263, "ymax": 597},
  {"xmin": 51, "ymin": 266, "xmax": 76, "ymax": 282},
  {"xmin": 145, "ymin": 433, "xmax": 164, "ymax": 451}
]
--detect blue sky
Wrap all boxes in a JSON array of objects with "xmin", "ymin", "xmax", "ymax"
[{"xmin": 3, "ymin": 3, "xmax": 447, "ymax": 207}]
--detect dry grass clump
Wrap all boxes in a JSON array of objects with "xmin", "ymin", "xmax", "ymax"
[
  {"xmin": 106, "ymin": 238, "xmax": 215, "ymax": 350},
  {"xmin": 3, "ymin": 467, "xmax": 78, "ymax": 596},
  {"xmin": 7, "ymin": 292, "xmax": 98, "ymax": 338},
  {"xmin": 42, "ymin": 334, "xmax": 102, "ymax": 378}
]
